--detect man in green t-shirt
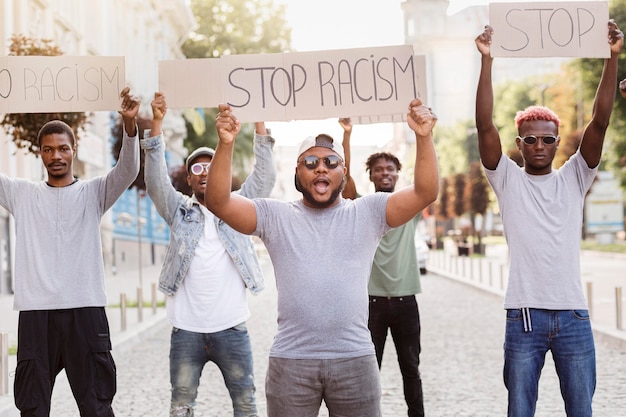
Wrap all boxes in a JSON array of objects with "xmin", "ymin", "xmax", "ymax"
[{"xmin": 340, "ymin": 118, "xmax": 425, "ymax": 417}]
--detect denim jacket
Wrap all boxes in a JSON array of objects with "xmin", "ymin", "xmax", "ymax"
[{"xmin": 141, "ymin": 132, "xmax": 276, "ymax": 296}]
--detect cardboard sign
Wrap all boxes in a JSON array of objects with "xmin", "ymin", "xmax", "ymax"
[
  {"xmin": 0, "ymin": 56, "xmax": 125, "ymax": 113},
  {"xmin": 489, "ymin": 1, "xmax": 610, "ymax": 58},
  {"xmin": 159, "ymin": 45, "xmax": 426, "ymax": 122}
]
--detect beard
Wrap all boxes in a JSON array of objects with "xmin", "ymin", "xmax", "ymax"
[{"xmin": 296, "ymin": 175, "xmax": 346, "ymax": 208}]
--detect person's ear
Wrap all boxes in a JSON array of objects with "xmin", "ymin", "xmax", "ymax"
[{"xmin": 294, "ymin": 174, "xmax": 302, "ymax": 192}]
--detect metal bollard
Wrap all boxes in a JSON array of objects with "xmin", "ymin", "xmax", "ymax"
[
  {"xmin": 120, "ymin": 293, "xmax": 127, "ymax": 332},
  {"xmin": 616, "ymin": 287, "xmax": 623, "ymax": 331},
  {"xmin": 1, "ymin": 332, "xmax": 8, "ymax": 396},
  {"xmin": 137, "ymin": 287, "xmax": 143, "ymax": 323},
  {"xmin": 586, "ymin": 282, "xmax": 593, "ymax": 319},
  {"xmin": 152, "ymin": 283, "xmax": 157, "ymax": 315},
  {"xmin": 459, "ymin": 256, "xmax": 467, "ymax": 278}
]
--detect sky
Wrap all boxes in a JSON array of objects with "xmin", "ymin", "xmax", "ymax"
[{"xmin": 268, "ymin": 0, "xmax": 574, "ymax": 146}]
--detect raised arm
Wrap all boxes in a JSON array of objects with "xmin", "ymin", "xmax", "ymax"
[
  {"xmin": 151, "ymin": 92, "xmax": 166, "ymax": 136},
  {"xmin": 475, "ymin": 25, "xmax": 502, "ymax": 170},
  {"xmin": 579, "ymin": 20, "xmax": 624, "ymax": 168},
  {"xmin": 103, "ymin": 87, "xmax": 141, "ymax": 210},
  {"xmin": 237, "ymin": 121, "xmax": 277, "ymax": 199},
  {"xmin": 339, "ymin": 118, "xmax": 358, "ymax": 199},
  {"xmin": 118, "ymin": 86, "xmax": 140, "ymax": 137},
  {"xmin": 141, "ymin": 92, "xmax": 182, "ymax": 222},
  {"xmin": 386, "ymin": 99, "xmax": 439, "ymax": 228},
  {"xmin": 204, "ymin": 104, "xmax": 258, "ymax": 234}
]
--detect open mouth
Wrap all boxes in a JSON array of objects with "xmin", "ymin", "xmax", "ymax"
[{"xmin": 313, "ymin": 178, "xmax": 330, "ymax": 194}]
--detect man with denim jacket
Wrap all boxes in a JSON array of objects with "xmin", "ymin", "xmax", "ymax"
[{"xmin": 141, "ymin": 93, "xmax": 276, "ymax": 417}]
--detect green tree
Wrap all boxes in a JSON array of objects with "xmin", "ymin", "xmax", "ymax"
[
  {"xmin": 435, "ymin": 119, "xmax": 477, "ymax": 178},
  {"xmin": 182, "ymin": 0, "xmax": 291, "ymax": 58},
  {"xmin": 452, "ymin": 173, "xmax": 466, "ymax": 219},
  {"xmin": 574, "ymin": 0, "xmax": 626, "ymax": 187},
  {"xmin": 434, "ymin": 177, "xmax": 452, "ymax": 246},
  {"xmin": 465, "ymin": 161, "xmax": 490, "ymax": 253},
  {"xmin": 179, "ymin": 0, "xmax": 292, "ymax": 181},
  {"xmin": 0, "ymin": 34, "xmax": 90, "ymax": 155}
]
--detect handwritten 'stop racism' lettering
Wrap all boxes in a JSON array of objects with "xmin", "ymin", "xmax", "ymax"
[{"xmin": 159, "ymin": 45, "xmax": 427, "ymax": 123}]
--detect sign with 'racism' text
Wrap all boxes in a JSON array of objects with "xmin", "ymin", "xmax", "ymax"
[{"xmin": 0, "ymin": 56, "xmax": 125, "ymax": 113}]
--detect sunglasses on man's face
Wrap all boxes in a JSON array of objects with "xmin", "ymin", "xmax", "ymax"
[
  {"xmin": 518, "ymin": 135, "xmax": 558, "ymax": 145},
  {"xmin": 190, "ymin": 162, "xmax": 210, "ymax": 175},
  {"xmin": 299, "ymin": 155, "xmax": 342, "ymax": 170}
]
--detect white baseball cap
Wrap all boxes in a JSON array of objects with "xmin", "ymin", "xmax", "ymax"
[{"xmin": 296, "ymin": 134, "xmax": 344, "ymax": 161}]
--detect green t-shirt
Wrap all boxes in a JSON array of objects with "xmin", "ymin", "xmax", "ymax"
[{"xmin": 368, "ymin": 215, "xmax": 421, "ymax": 297}]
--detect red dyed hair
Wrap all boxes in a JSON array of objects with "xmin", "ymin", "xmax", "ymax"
[{"xmin": 514, "ymin": 105, "xmax": 561, "ymax": 129}]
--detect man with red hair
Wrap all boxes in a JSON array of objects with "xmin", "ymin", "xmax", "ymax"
[{"xmin": 475, "ymin": 20, "xmax": 623, "ymax": 417}]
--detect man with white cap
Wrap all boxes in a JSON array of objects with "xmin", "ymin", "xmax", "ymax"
[
  {"xmin": 205, "ymin": 98, "xmax": 439, "ymax": 417},
  {"xmin": 141, "ymin": 92, "xmax": 276, "ymax": 417}
]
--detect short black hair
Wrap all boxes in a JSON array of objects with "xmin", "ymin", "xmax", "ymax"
[
  {"xmin": 365, "ymin": 152, "xmax": 401, "ymax": 173},
  {"xmin": 37, "ymin": 120, "xmax": 76, "ymax": 148}
]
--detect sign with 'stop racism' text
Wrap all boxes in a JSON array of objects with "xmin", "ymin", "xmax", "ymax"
[{"xmin": 159, "ymin": 45, "xmax": 427, "ymax": 123}]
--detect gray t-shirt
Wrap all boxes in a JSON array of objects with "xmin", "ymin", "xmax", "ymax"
[
  {"xmin": 253, "ymin": 193, "xmax": 391, "ymax": 359},
  {"xmin": 484, "ymin": 151, "xmax": 596, "ymax": 310},
  {"xmin": 0, "ymin": 133, "xmax": 139, "ymax": 311}
]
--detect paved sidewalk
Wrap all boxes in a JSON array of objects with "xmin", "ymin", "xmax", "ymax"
[{"xmin": 0, "ymin": 264, "xmax": 166, "ymax": 417}]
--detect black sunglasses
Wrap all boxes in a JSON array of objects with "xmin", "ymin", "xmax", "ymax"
[
  {"xmin": 299, "ymin": 155, "xmax": 342, "ymax": 170},
  {"xmin": 517, "ymin": 135, "xmax": 558, "ymax": 145}
]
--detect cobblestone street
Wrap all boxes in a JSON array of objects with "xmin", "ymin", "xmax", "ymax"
[{"xmin": 43, "ymin": 254, "xmax": 626, "ymax": 416}]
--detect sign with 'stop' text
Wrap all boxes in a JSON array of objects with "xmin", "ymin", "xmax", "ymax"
[
  {"xmin": 0, "ymin": 56, "xmax": 125, "ymax": 113},
  {"xmin": 489, "ymin": 1, "xmax": 610, "ymax": 58},
  {"xmin": 159, "ymin": 45, "xmax": 426, "ymax": 123}
]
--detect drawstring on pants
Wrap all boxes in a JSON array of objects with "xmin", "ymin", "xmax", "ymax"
[{"xmin": 521, "ymin": 308, "xmax": 533, "ymax": 332}]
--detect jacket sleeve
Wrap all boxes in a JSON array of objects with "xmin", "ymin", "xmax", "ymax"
[
  {"xmin": 237, "ymin": 132, "xmax": 276, "ymax": 199},
  {"xmin": 141, "ymin": 134, "xmax": 183, "ymax": 224}
]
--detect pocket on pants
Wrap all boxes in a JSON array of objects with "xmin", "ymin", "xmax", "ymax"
[
  {"xmin": 506, "ymin": 309, "xmax": 523, "ymax": 321},
  {"xmin": 14, "ymin": 348, "xmax": 37, "ymax": 411},
  {"xmin": 572, "ymin": 310, "xmax": 590, "ymax": 320},
  {"xmin": 89, "ymin": 336, "xmax": 117, "ymax": 401}
]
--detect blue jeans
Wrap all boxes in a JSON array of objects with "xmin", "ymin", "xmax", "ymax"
[
  {"xmin": 265, "ymin": 355, "xmax": 381, "ymax": 417},
  {"xmin": 504, "ymin": 309, "xmax": 596, "ymax": 417},
  {"xmin": 169, "ymin": 324, "xmax": 257, "ymax": 417},
  {"xmin": 368, "ymin": 295, "xmax": 423, "ymax": 417}
]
